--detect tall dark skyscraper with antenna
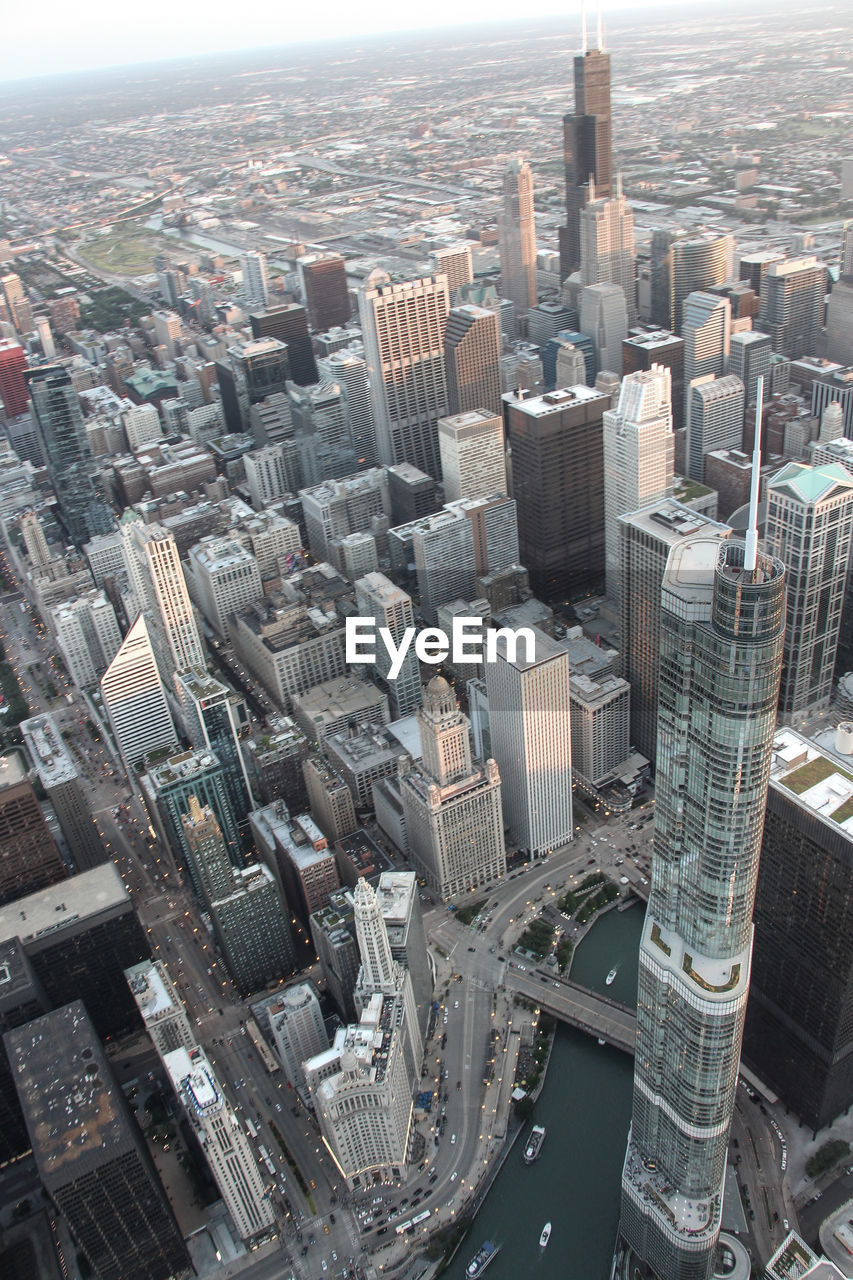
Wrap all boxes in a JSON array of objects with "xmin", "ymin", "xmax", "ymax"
[{"xmin": 559, "ymin": 10, "xmax": 613, "ymax": 280}]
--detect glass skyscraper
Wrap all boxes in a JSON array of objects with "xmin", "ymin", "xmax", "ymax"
[{"xmin": 616, "ymin": 534, "xmax": 785, "ymax": 1280}]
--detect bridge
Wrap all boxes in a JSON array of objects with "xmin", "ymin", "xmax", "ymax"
[{"xmin": 505, "ymin": 969, "xmax": 637, "ymax": 1054}]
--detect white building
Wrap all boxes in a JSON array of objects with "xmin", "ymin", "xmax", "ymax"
[
  {"xmin": 603, "ymin": 365, "xmax": 674, "ymax": 603},
  {"xmin": 269, "ymin": 983, "xmax": 329, "ymax": 1090},
  {"xmin": 438, "ymin": 409, "xmax": 507, "ymax": 503},
  {"xmin": 121, "ymin": 518, "xmax": 205, "ymax": 677},
  {"xmin": 570, "ymin": 672, "xmax": 631, "ymax": 789},
  {"xmin": 339, "ymin": 531, "xmax": 378, "ymax": 582},
  {"xmin": 354, "ymin": 572, "xmax": 422, "ymax": 718},
  {"xmin": 240, "ymin": 251, "xmax": 269, "ymax": 309},
  {"xmin": 186, "ymin": 536, "xmax": 263, "ymax": 638},
  {"xmin": 579, "ymin": 190, "xmax": 637, "ymax": 325},
  {"xmin": 498, "ymin": 157, "xmax": 537, "ymax": 320},
  {"xmin": 319, "ymin": 351, "xmax": 378, "ymax": 469},
  {"xmin": 485, "ymin": 628, "xmax": 573, "ymax": 856},
  {"xmin": 245, "ymin": 443, "xmax": 293, "ymax": 509},
  {"xmin": 579, "ymin": 281, "xmax": 629, "ymax": 376},
  {"xmin": 100, "ymin": 614, "xmax": 177, "ymax": 769},
  {"xmin": 232, "ymin": 508, "xmax": 302, "ymax": 579},
  {"xmin": 122, "ymin": 403, "xmax": 162, "ymax": 451},
  {"xmin": 682, "ymin": 291, "xmax": 731, "ymax": 422},
  {"xmin": 410, "ymin": 509, "xmax": 478, "ymax": 621},
  {"xmin": 686, "ymin": 374, "xmax": 745, "ymax": 483},
  {"xmin": 126, "ymin": 959, "xmax": 196, "ymax": 1057},
  {"xmin": 433, "ymin": 243, "xmax": 474, "ymax": 294},
  {"xmin": 50, "ymin": 589, "xmax": 123, "ymax": 689},
  {"xmin": 299, "ymin": 468, "xmax": 390, "ymax": 563},
  {"xmin": 443, "ymin": 493, "xmax": 519, "ymax": 578}
]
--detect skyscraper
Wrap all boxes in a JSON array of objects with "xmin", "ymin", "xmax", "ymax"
[
  {"xmin": 319, "ymin": 350, "xmax": 378, "ymax": 467},
  {"xmin": 121, "ymin": 518, "xmax": 205, "ymax": 678},
  {"xmin": 100, "ymin": 615, "xmax": 177, "ymax": 770},
  {"xmin": 298, "ymin": 252, "xmax": 350, "ymax": 331},
  {"xmin": 6, "ymin": 1002, "xmax": 191, "ymax": 1280},
  {"xmin": 438, "ymin": 409, "xmax": 507, "ymax": 502},
  {"xmin": 250, "ymin": 304, "xmax": 318, "ymax": 386},
  {"xmin": 359, "ymin": 274, "xmax": 451, "ymax": 479},
  {"xmin": 616, "ymin": 524, "xmax": 786, "ymax": 1280},
  {"xmin": 579, "ymin": 281, "xmax": 628, "ymax": 374},
  {"xmin": 21, "ymin": 714, "xmax": 106, "ymax": 873},
  {"xmin": 25, "ymin": 366, "xmax": 114, "ymax": 547},
  {"xmin": 498, "ymin": 157, "xmax": 537, "ymax": 321},
  {"xmin": 217, "ymin": 336, "xmax": 291, "ymax": 432},
  {"xmin": 410, "ymin": 508, "xmax": 478, "ymax": 621},
  {"xmin": 622, "ymin": 329, "xmax": 685, "ymax": 429},
  {"xmin": 269, "ymin": 982, "xmax": 328, "ymax": 1089},
  {"xmin": 0, "ymin": 338, "xmax": 28, "ymax": 419},
  {"xmin": 444, "ymin": 304, "xmax": 503, "ymax": 417},
  {"xmin": 443, "ymin": 493, "xmax": 519, "ymax": 578},
  {"xmin": 506, "ymin": 384, "xmax": 608, "ymax": 599},
  {"xmin": 765, "ymin": 461, "xmax": 853, "ymax": 722},
  {"xmin": 651, "ymin": 233, "xmax": 733, "ymax": 332},
  {"xmin": 682, "ymin": 291, "xmax": 731, "ymax": 391},
  {"xmin": 560, "ymin": 31, "xmax": 612, "ymax": 279},
  {"xmin": 686, "ymin": 375, "xmax": 744, "ymax": 483},
  {"xmin": 50, "ymin": 589, "xmax": 122, "ymax": 689},
  {"xmin": 434, "ymin": 244, "xmax": 474, "ymax": 295},
  {"xmin": 355, "ymin": 572, "xmax": 422, "ymax": 718},
  {"xmin": 603, "ymin": 366, "xmax": 674, "ymax": 604},
  {"xmin": 580, "ymin": 189, "xmax": 637, "ymax": 323},
  {"xmin": 175, "ymin": 668, "xmax": 254, "ymax": 852},
  {"xmin": 142, "ymin": 747, "xmax": 241, "ymax": 887},
  {"xmin": 0, "ymin": 753, "xmax": 66, "ymax": 907},
  {"xmin": 759, "ymin": 256, "xmax": 827, "ymax": 359},
  {"xmin": 241, "ymin": 250, "xmax": 270, "ymax": 308},
  {"xmin": 728, "ymin": 330, "xmax": 772, "ymax": 407},
  {"xmin": 400, "ymin": 678, "xmax": 505, "ymax": 900},
  {"xmin": 485, "ymin": 629, "xmax": 573, "ymax": 857}
]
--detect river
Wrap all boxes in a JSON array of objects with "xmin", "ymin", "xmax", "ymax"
[{"xmin": 443, "ymin": 901, "xmax": 646, "ymax": 1280}]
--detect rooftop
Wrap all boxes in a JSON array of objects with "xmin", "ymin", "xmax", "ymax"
[
  {"xmin": 21, "ymin": 713, "xmax": 81, "ymax": 787},
  {"xmin": 771, "ymin": 728, "xmax": 853, "ymax": 833},
  {"xmin": 0, "ymin": 863, "xmax": 127, "ymax": 945}
]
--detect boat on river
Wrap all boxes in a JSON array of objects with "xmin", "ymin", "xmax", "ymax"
[
  {"xmin": 539, "ymin": 1223, "xmax": 552, "ymax": 1248},
  {"xmin": 523, "ymin": 1124, "xmax": 546, "ymax": 1163},
  {"xmin": 605, "ymin": 965, "xmax": 618, "ymax": 986},
  {"xmin": 467, "ymin": 1241, "xmax": 501, "ymax": 1278}
]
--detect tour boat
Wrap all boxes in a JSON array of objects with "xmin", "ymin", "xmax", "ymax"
[
  {"xmin": 467, "ymin": 1241, "xmax": 501, "ymax": 1278},
  {"xmin": 606, "ymin": 965, "xmax": 618, "ymax": 986},
  {"xmin": 523, "ymin": 1124, "xmax": 546, "ymax": 1164},
  {"xmin": 539, "ymin": 1223, "xmax": 552, "ymax": 1248}
]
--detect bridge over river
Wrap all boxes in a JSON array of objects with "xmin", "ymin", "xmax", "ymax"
[{"xmin": 505, "ymin": 969, "xmax": 637, "ymax": 1053}]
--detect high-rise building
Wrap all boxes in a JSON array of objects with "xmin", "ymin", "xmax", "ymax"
[
  {"xmin": 433, "ymin": 244, "xmax": 474, "ymax": 295},
  {"xmin": 0, "ymin": 273, "xmax": 33, "ymax": 335},
  {"xmin": 401, "ymin": 677, "xmax": 505, "ymax": 899},
  {"xmin": 186, "ymin": 535, "xmax": 263, "ymax": 639},
  {"xmin": 409, "ymin": 508, "xmax": 478, "ymax": 621},
  {"xmin": 354, "ymin": 572, "xmax": 422, "ymax": 719},
  {"xmin": 560, "ymin": 35, "xmax": 612, "ymax": 279},
  {"xmin": 126, "ymin": 959, "xmax": 196, "ymax": 1057},
  {"xmin": 375, "ymin": 871, "xmax": 432, "ymax": 1037},
  {"xmin": 0, "ymin": 338, "xmax": 27, "ymax": 419},
  {"xmin": 289, "ymin": 378, "xmax": 355, "ymax": 485},
  {"xmin": 619, "ymin": 500, "xmax": 730, "ymax": 766},
  {"xmin": 0, "ymin": 753, "xmax": 66, "ymax": 907},
  {"xmin": 622, "ymin": 328, "xmax": 685, "ymax": 429},
  {"xmin": 100, "ymin": 615, "xmax": 177, "ymax": 770},
  {"xmin": 603, "ymin": 365, "xmax": 674, "ymax": 604},
  {"xmin": 49, "ymin": 589, "xmax": 122, "ymax": 689},
  {"xmin": 528, "ymin": 301, "xmax": 577, "ymax": 351},
  {"xmin": 443, "ymin": 493, "xmax": 519, "ymax": 578},
  {"xmin": 21, "ymin": 714, "xmax": 106, "ymax": 873},
  {"xmin": 485, "ymin": 629, "xmax": 573, "ymax": 856},
  {"xmin": 121, "ymin": 518, "xmax": 205, "ymax": 678},
  {"xmin": 319, "ymin": 350, "xmax": 378, "ymax": 468},
  {"xmin": 310, "ymin": 896, "xmax": 360, "ymax": 1021},
  {"xmin": 25, "ymin": 366, "xmax": 114, "ymax": 547},
  {"xmin": 269, "ymin": 982, "xmax": 328, "ymax": 1089},
  {"xmin": 498, "ymin": 157, "xmax": 537, "ymax": 321},
  {"xmin": 250, "ymin": 305, "xmax": 318, "ymax": 386},
  {"xmin": 303, "ymin": 755, "xmax": 358, "ymax": 841},
  {"xmin": 217, "ymin": 336, "xmax": 291, "ymax": 432},
  {"xmin": 175, "ymin": 668, "xmax": 253, "ymax": 846},
  {"xmin": 142, "ymin": 747, "xmax": 241, "ymax": 885},
  {"xmin": 616, "ymin": 531, "xmax": 786, "ymax": 1280},
  {"xmin": 580, "ymin": 190, "xmax": 637, "ymax": 324},
  {"xmin": 505, "ymin": 384, "xmax": 608, "ymax": 599},
  {"xmin": 241, "ymin": 250, "xmax": 270, "ymax": 309},
  {"xmin": 352, "ymin": 877, "xmax": 422, "ymax": 1082},
  {"xmin": 743, "ymin": 728, "xmax": 853, "ymax": 1129},
  {"xmin": 438, "ymin": 409, "xmax": 507, "ymax": 502},
  {"xmin": 444, "ymin": 304, "xmax": 503, "ymax": 417},
  {"xmin": 579, "ymin": 281, "xmax": 628, "ymax": 375},
  {"xmin": 6, "ymin": 1002, "xmax": 191, "ymax": 1280},
  {"xmin": 245, "ymin": 442, "xmax": 294, "ymax": 508},
  {"xmin": 298, "ymin": 253, "xmax": 350, "ymax": 332},
  {"xmin": 728, "ymin": 330, "xmax": 772, "ymax": 407},
  {"xmin": 760, "ymin": 256, "xmax": 827, "ymax": 359},
  {"xmin": 359, "ymin": 274, "xmax": 451, "ymax": 479},
  {"xmin": 682, "ymin": 291, "xmax": 731, "ymax": 395},
  {"xmin": 651, "ymin": 232, "xmax": 733, "ymax": 332},
  {"xmin": 765, "ymin": 462, "xmax": 853, "ymax": 722},
  {"xmin": 686, "ymin": 375, "xmax": 745, "ymax": 483}
]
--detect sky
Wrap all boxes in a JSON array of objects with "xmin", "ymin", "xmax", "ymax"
[{"xmin": 1, "ymin": 0, "xmax": 695, "ymax": 84}]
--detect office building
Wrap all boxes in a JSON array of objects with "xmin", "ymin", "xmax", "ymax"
[
  {"xmin": 141, "ymin": 748, "xmax": 241, "ymax": 885},
  {"xmin": 498, "ymin": 157, "xmax": 537, "ymax": 321},
  {"xmin": 121, "ymin": 518, "xmax": 205, "ymax": 679},
  {"xmin": 180, "ymin": 788, "xmax": 241, "ymax": 908},
  {"xmin": 0, "ymin": 752, "xmax": 66, "ymax": 907},
  {"xmin": 299, "ymin": 467, "xmax": 390, "ymax": 562},
  {"xmin": 49, "ymin": 589, "xmax": 122, "ymax": 689},
  {"xmin": 444, "ymin": 304, "xmax": 503, "ymax": 417},
  {"xmin": 352, "ymin": 877, "xmax": 422, "ymax": 1082},
  {"xmin": 622, "ymin": 328, "xmax": 685, "ymax": 430},
  {"xmin": 0, "ymin": 338, "xmax": 27, "ymax": 419},
  {"xmin": 443, "ymin": 493, "xmax": 519, "ymax": 578},
  {"xmin": 438, "ymin": 409, "xmax": 507, "ymax": 502},
  {"xmin": 619, "ymin": 500, "xmax": 730, "ymax": 765},
  {"xmin": 760, "ymin": 257, "xmax": 827, "ymax": 359},
  {"xmin": 310, "ymin": 897, "xmax": 360, "ymax": 1021},
  {"xmin": 0, "ymin": 940, "xmax": 47, "ymax": 1163},
  {"xmin": 387, "ymin": 462, "xmax": 438, "ymax": 524},
  {"xmin": 100, "ymin": 615, "xmax": 177, "ymax": 770},
  {"xmin": 269, "ymin": 982, "xmax": 328, "ymax": 1089},
  {"xmin": 543, "ymin": 334, "xmax": 585, "ymax": 391},
  {"xmin": 245, "ymin": 442, "xmax": 295, "ymax": 508},
  {"xmin": 355, "ymin": 572, "xmax": 422, "ymax": 719},
  {"xmin": 165, "ymin": 1043, "xmax": 275, "ymax": 1240},
  {"xmin": 359, "ymin": 274, "xmax": 450, "ymax": 479},
  {"xmin": 186, "ymin": 535, "xmax": 263, "ymax": 638},
  {"xmin": 400, "ymin": 677, "xmax": 504, "ymax": 899},
  {"xmin": 338, "ymin": 530, "xmax": 378, "ymax": 580},
  {"xmin": 376, "ymin": 871, "xmax": 432, "ymax": 1037},
  {"xmin": 579, "ymin": 190, "xmax": 637, "ymax": 324},
  {"xmin": 603, "ymin": 365, "xmax": 674, "ymax": 604},
  {"xmin": 409, "ymin": 508, "xmax": 478, "ymax": 621},
  {"xmin": 211, "ymin": 859, "xmax": 296, "ymax": 995},
  {"xmin": 0, "ymin": 272, "xmax": 33, "ymax": 334},
  {"xmin": 6, "ymin": 1002, "xmax": 190, "ymax": 1280},
  {"xmin": 320, "ymin": 350, "xmax": 378, "ymax": 468},
  {"xmin": 560, "ymin": 36, "xmax": 612, "ymax": 279},
  {"xmin": 485, "ymin": 629, "xmax": 572, "ymax": 857},
  {"xmin": 243, "ymin": 715, "xmax": 310, "ymax": 810},
  {"xmin": 528, "ymin": 301, "xmax": 576, "ymax": 350},
  {"xmin": 579, "ymin": 282, "xmax": 628, "ymax": 375},
  {"xmin": 765, "ymin": 462, "xmax": 853, "ymax": 722},
  {"xmin": 232, "ymin": 592, "xmax": 349, "ymax": 713},
  {"xmin": 298, "ymin": 253, "xmax": 350, "ymax": 332},
  {"xmin": 250, "ymin": 304, "xmax": 318, "ymax": 386},
  {"xmin": 303, "ymin": 756, "xmax": 358, "ymax": 841},
  {"xmin": 250, "ymin": 804, "xmax": 341, "ymax": 923},
  {"xmin": 152, "ymin": 308, "xmax": 182, "ymax": 356},
  {"xmin": 434, "ymin": 243, "xmax": 474, "ymax": 295},
  {"xmin": 324, "ymin": 724, "xmax": 406, "ymax": 814},
  {"xmin": 25, "ymin": 366, "xmax": 114, "ymax": 547},
  {"xmin": 240, "ymin": 250, "xmax": 270, "ymax": 308},
  {"xmin": 729, "ymin": 330, "xmax": 772, "ymax": 407},
  {"xmin": 505, "ymin": 384, "xmax": 608, "ymax": 599},
  {"xmin": 652, "ymin": 232, "xmax": 733, "ymax": 332},
  {"xmin": 21, "ymin": 714, "xmax": 106, "ymax": 873},
  {"xmin": 218, "ymin": 337, "xmax": 291, "ymax": 433},
  {"xmin": 686, "ymin": 375, "xmax": 745, "ymax": 483},
  {"xmin": 236, "ymin": 508, "xmax": 302, "ymax": 580},
  {"xmin": 126, "ymin": 959, "xmax": 196, "ymax": 1057},
  {"xmin": 569, "ymin": 668, "xmax": 630, "ymax": 790},
  {"xmin": 682, "ymin": 291, "xmax": 731, "ymax": 397},
  {"xmin": 616, "ymin": 531, "xmax": 786, "ymax": 1280},
  {"xmin": 293, "ymin": 675, "xmax": 389, "ymax": 750}
]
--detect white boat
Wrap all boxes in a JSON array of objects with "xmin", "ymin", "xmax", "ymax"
[
  {"xmin": 523, "ymin": 1124, "xmax": 546, "ymax": 1164},
  {"xmin": 605, "ymin": 965, "xmax": 618, "ymax": 986},
  {"xmin": 539, "ymin": 1223, "xmax": 551, "ymax": 1248}
]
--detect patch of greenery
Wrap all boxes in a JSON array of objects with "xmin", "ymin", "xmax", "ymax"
[
  {"xmin": 80, "ymin": 285, "xmax": 149, "ymax": 332},
  {"xmin": 517, "ymin": 918, "xmax": 554, "ymax": 959},
  {"xmin": 806, "ymin": 1139, "xmax": 850, "ymax": 1179},
  {"xmin": 455, "ymin": 898, "xmax": 487, "ymax": 926}
]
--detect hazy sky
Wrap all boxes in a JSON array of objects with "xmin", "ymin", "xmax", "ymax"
[{"xmin": 2, "ymin": 0, "xmax": 689, "ymax": 84}]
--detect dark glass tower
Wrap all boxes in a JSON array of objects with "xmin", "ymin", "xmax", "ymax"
[
  {"xmin": 560, "ymin": 41, "xmax": 613, "ymax": 280},
  {"xmin": 616, "ymin": 535, "xmax": 786, "ymax": 1280},
  {"xmin": 25, "ymin": 366, "xmax": 114, "ymax": 547}
]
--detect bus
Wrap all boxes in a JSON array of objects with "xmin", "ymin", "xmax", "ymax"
[
  {"xmin": 264, "ymin": 1156, "xmax": 277, "ymax": 1176},
  {"xmin": 246, "ymin": 1018, "xmax": 280, "ymax": 1075},
  {"xmin": 258, "ymin": 1145, "xmax": 270, "ymax": 1162},
  {"xmin": 246, "ymin": 1118, "xmax": 258, "ymax": 1139}
]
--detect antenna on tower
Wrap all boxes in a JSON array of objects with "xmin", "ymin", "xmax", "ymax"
[
  {"xmin": 589, "ymin": 174, "xmax": 596, "ymax": 202},
  {"xmin": 581, "ymin": 0, "xmax": 588, "ymax": 54},
  {"xmin": 616, "ymin": 169, "xmax": 623, "ymax": 199},
  {"xmin": 596, "ymin": 0, "xmax": 604, "ymax": 50},
  {"xmin": 744, "ymin": 374, "xmax": 764, "ymax": 574}
]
